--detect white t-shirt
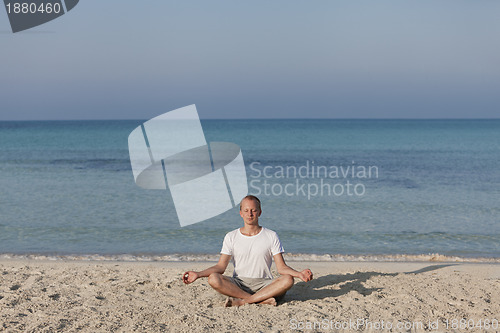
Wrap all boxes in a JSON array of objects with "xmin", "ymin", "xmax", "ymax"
[{"xmin": 220, "ymin": 227, "xmax": 284, "ymax": 279}]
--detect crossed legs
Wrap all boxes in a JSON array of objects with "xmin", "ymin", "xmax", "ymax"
[{"xmin": 207, "ymin": 273, "xmax": 294, "ymax": 307}]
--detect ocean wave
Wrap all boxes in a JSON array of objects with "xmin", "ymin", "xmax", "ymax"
[{"xmin": 1, "ymin": 253, "xmax": 499, "ymax": 263}]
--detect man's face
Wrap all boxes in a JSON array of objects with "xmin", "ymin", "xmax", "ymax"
[{"xmin": 239, "ymin": 199, "xmax": 261, "ymax": 225}]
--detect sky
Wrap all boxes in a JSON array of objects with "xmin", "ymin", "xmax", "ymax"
[{"xmin": 1, "ymin": 0, "xmax": 500, "ymax": 120}]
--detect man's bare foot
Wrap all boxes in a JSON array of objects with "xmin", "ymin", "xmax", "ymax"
[
  {"xmin": 224, "ymin": 297, "xmax": 233, "ymax": 307},
  {"xmin": 225, "ymin": 297, "xmax": 246, "ymax": 307},
  {"xmin": 225, "ymin": 297, "xmax": 277, "ymax": 307},
  {"xmin": 258, "ymin": 297, "xmax": 277, "ymax": 306},
  {"xmin": 224, "ymin": 297, "xmax": 242, "ymax": 307}
]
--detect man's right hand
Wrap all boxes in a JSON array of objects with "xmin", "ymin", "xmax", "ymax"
[{"xmin": 182, "ymin": 271, "xmax": 199, "ymax": 284}]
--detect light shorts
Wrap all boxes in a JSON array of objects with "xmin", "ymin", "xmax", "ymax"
[{"xmin": 228, "ymin": 276, "xmax": 286, "ymax": 301}]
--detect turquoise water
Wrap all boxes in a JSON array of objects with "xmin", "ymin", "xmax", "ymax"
[{"xmin": 0, "ymin": 119, "xmax": 499, "ymax": 258}]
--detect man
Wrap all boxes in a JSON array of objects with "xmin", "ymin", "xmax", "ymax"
[{"xmin": 183, "ymin": 195, "xmax": 313, "ymax": 307}]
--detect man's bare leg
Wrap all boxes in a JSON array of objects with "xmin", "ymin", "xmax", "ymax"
[
  {"xmin": 228, "ymin": 274, "xmax": 294, "ymax": 307},
  {"xmin": 207, "ymin": 273, "xmax": 253, "ymax": 300}
]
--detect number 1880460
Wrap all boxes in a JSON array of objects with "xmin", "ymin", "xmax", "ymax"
[
  {"xmin": 6, "ymin": 2, "xmax": 61, "ymax": 14},
  {"xmin": 443, "ymin": 319, "xmax": 499, "ymax": 330}
]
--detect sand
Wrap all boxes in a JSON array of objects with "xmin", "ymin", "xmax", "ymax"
[{"xmin": 1, "ymin": 259, "xmax": 499, "ymax": 332}]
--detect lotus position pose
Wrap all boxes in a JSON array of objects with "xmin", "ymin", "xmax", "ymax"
[{"xmin": 183, "ymin": 195, "xmax": 313, "ymax": 306}]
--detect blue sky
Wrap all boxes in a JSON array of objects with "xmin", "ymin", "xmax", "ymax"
[{"xmin": 1, "ymin": 0, "xmax": 499, "ymax": 120}]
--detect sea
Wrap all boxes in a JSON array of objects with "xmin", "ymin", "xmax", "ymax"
[{"xmin": 0, "ymin": 119, "xmax": 499, "ymax": 262}]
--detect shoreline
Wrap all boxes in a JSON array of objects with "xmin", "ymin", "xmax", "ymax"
[
  {"xmin": 1, "ymin": 252, "xmax": 500, "ymax": 263},
  {"xmin": 1, "ymin": 259, "xmax": 499, "ymax": 332}
]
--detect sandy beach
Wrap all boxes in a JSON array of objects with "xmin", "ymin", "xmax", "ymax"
[{"xmin": 1, "ymin": 259, "xmax": 499, "ymax": 332}]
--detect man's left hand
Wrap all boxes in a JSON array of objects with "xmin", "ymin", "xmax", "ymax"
[{"xmin": 298, "ymin": 269, "xmax": 313, "ymax": 282}]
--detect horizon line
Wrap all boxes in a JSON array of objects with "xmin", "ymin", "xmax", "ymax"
[{"xmin": 1, "ymin": 117, "xmax": 500, "ymax": 122}]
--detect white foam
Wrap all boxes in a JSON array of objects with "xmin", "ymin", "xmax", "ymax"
[{"xmin": 0, "ymin": 253, "xmax": 499, "ymax": 263}]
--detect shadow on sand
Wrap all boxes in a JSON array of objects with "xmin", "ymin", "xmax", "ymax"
[{"xmin": 285, "ymin": 264, "xmax": 456, "ymax": 302}]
